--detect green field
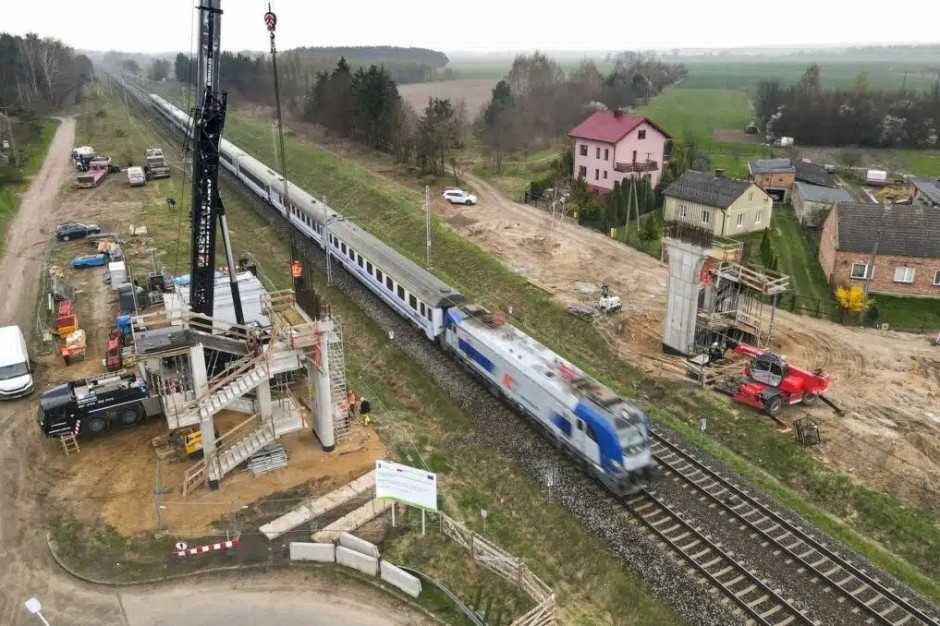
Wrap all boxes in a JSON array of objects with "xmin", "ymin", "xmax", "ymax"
[
  {"xmin": 677, "ymin": 59, "xmax": 939, "ymax": 94},
  {"xmin": 141, "ymin": 78, "xmax": 940, "ymax": 603},
  {"xmin": 636, "ymin": 87, "xmax": 753, "ymax": 144},
  {"xmin": 449, "ymin": 58, "xmax": 940, "ymax": 95}
]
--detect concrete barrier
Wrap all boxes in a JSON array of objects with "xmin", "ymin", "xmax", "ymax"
[
  {"xmin": 338, "ymin": 532, "xmax": 380, "ymax": 559},
  {"xmin": 289, "ymin": 542, "xmax": 335, "ymax": 563},
  {"xmin": 311, "ymin": 499, "xmax": 391, "ymax": 543},
  {"xmin": 336, "ymin": 545, "xmax": 378, "ymax": 577},
  {"xmin": 380, "ymin": 561, "xmax": 422, "ymax": 598},
  {"xmin": 260, "ymin": 471, "xmax": 376, "ymax": 540}
]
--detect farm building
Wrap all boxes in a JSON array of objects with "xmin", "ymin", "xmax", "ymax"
[
  {"xmin": 911, "ymin": 177, "xmax": 940, "ymax": 207},
  {"xmin": 662, "ymin": 170, "xmax": 773, "ymax": 236},
  {"xmin": 793, "ymin": 160, "xmax": 836, "ymax": 187},
  {"xmin": 818, "ymin": 202, "xmax": 940, "ymax": 299},
  {"xmin": 792, "ymin": 182, "xmax": 855, "ymax": 227},
  {"xmin": 748, "ymin": 158, "xmax": 796, "ymax": 202},
  {"xmin": 568, "ymin": 110, "xmax": 670, "ymax": 193}
]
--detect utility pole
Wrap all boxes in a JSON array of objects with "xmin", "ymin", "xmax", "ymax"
[
  {"xmin": 425, "ymin": 185, "xmax": 431, "ymax": 270},
  {"xmin": 859, "ymin": 202, "xmax": 890, "ymax": 323},
  {"xmin": 324, "ymin": 196, "xmax": 333, "ymax": 287}
]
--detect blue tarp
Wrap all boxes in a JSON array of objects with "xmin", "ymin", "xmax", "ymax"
[
  {"xmin": 71, "ymin": 254, "xmax": 107, "ymax": 268},
  {"xmin": 116, "ymin": 314, "xmax": 132, "ymax": 335},
  {"xmin": 172, "ymin": 271, "xmax": 224, "ymax": 286}
]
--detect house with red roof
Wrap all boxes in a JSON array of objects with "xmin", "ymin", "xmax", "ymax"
[{"xmin": 568, "ymin": 110, "xmax": 671, "ymax": 194}]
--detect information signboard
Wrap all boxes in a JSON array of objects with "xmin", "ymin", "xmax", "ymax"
[{"xmin": 375, "ymin": 460, "xmax": 438, "ymax": 511}]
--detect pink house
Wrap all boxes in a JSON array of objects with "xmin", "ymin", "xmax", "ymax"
[{"xmin": 568, "ymin": 110, "xmax": 671, "ymax": 194}]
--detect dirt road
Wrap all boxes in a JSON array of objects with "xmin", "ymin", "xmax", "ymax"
[
  {"xmin": 0, "ymin": 119, "xmax": 424, "ymax": 626},
  {"xmin": 451, "ymin": 171, "xmax": 940, "ymax": 512}
]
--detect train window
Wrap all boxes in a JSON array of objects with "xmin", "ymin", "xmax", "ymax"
[
  {"xmin": 585, "ymin": 425, "xmax": 598, "ymax": 441},
  {"xmin": 397, "ymin": 285, "xmax": 405, "ymax": 301},
  {"xmin": 366, "ymin": 261, "xmax": 373, "ymax": 274},
  {"xmin": 347, "ymin": 248, "xmax": 354, "ymax": 260},
  {"xmin": 376, "ymin": 269, "xmax": 384, "ymax": 283},
  {"xmin": 419, "ymin": 302, "xmax": 425, "ymax": 316},
  {"xmin": 386, "ymin": 276, "xmax": 393, "ymax": 290},
  {"xmin": 340, "ymin": 243, "xmax": 347, "ymax": 254},
  {"xmin": 427, "ymin": 307, "xmax": 433, "ymax": 321},
  {"xmin": 409, "ymin": 294, "xmax": 417, "ymax": 310},
  {"xmin": 357, "ymin": 255, "xmax": 364, "ymax": 269},
  {"xmin": 576, "ymin": 420, "xmax": 584, "ymax": 431}
]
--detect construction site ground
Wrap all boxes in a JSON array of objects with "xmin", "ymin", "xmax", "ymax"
[{"xmin": 262, "ymin": 110, "xmax": 940, "ymax": 519}]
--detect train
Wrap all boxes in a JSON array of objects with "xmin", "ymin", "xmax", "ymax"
[{"xmin": 145, "ymin": 91, "xmax": 657, "ymax": 496}]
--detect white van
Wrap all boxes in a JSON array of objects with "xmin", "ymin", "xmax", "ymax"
[
  {"xmin": 0, "ymin": 326, "xmax": 33, "ymax": 399},
  {"xmin": 127, "ymin": 166, "xmax": 146, "ymax": 187}
]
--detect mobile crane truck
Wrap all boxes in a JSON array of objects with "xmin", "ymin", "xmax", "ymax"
[{"xmin": 38, "ymin": 371, "xmax": 163, "ymax": 437}]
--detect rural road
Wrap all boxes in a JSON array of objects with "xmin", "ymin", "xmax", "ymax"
[{"xmin": 0, "ymin": 118, "xmax": 431, "ymax": 626}]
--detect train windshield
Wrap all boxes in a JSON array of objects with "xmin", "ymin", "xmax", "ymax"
[{"xmin": 616, "ymin": 407, "xmax": 648, "ymax": 453}]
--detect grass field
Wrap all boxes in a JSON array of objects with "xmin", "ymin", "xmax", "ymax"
[
  {"xmin": 873, "ymin": 294, "xmax": 940, "ymax": 330},
  {"xmin": 636, "ymin": 87, "xmax": 754, "ymax": 145},
  {"xmin": 0, "ymin": 119, "xmax": 60, "ymax": 254},
  {"xmin": 87, "ymin": 85, "xmax": 684, "ymax": 625},
  {"xmin": 765, "ymin": 206, "xmax": 832, "ymax": 302},
  {"xmin": 184, "ymin": 96, "xmax": 940, "ymax": 601},
  {"xmin": 449, "ymin": 58, "xmax": 940, "ymax": 94},
  {"xmin": 677, "ymin": 60, "xmax": 939, "ymax": 94}
]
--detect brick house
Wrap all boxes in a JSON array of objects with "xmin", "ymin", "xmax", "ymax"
[
  {"xmin": 748, "ymin": 158, "xmax": 796, "ymax": 202},
  {"xmin": 662, "ymin": 170, "xmax": 773, "ymax": 236},
  {"xmin": 568, "ymin": 110, "xmax": 670, "ymax": 194},
  {"xmin": 818, "ymin": 202, "xmax": 940, "ymax": 298}
]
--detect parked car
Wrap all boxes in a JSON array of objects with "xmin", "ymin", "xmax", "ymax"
[
  {"xmin": 442, "ymin": 188, "xmax": 477, "ymax": 205},
  {"xmin": 56, "ymin": 222, "xmax": 101, "ymax": 241}
]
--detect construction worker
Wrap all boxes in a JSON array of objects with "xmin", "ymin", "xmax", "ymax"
[
  {"xmin": 347, "ymin": 389, "xmax": 357, "ymax": 422},
  {"xmin": 360, "ymin": 398, "xmax": 371, "ymax": 426}
]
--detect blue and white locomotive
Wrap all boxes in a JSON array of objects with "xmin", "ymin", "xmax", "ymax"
[
  {"xmin": 443, "ymin": 305, "xmax": 654, "ymax": 495},
  {"xmin": 145, "ymin": 91, "xmax": 656, "ymax": 496}
]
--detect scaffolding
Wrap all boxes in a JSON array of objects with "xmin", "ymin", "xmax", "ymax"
[{"xmin": 326, "ymin": 318, "xmax": 351, "ymax": 442}]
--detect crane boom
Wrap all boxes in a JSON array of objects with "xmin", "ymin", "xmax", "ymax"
[{"xmin": 189, "ymin": 0, "xmax": 245, "ymax": 326}]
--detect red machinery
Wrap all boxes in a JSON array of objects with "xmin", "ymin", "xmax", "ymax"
[
  {"xmin": 106, "ymin": 328, "xmax": 124, "ymax": 371},
  {"xmin": 715, "ymin": 341, "xmax": 837, "ymax": 417}
]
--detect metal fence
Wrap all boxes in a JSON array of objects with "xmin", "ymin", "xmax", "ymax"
[{"xmin": 441, "ymin": 514, "xmax": 556, "ymax": 626}]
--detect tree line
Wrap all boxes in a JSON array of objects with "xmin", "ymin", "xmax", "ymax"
[
  {"xmin": 477, "ymin": 52, "xmax": 687, "ymax": 171},
  {"xmin": 755, "ymin": 64, "xmax": 940, "ymax": 148},
  {"xmin": 302, "ymin": 58, "xmax": 465, "ymax": 177},
  {"xmin": 0, "ymin": 32, "xmax": 92, "ymax": 110}
]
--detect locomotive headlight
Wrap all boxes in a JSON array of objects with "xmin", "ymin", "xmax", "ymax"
[{"xmin": 610, "ymin": 460, "xmax": 623, "ymax": 472}]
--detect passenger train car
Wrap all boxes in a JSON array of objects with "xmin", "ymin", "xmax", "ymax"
[{"xmin": 146, "ymin": 91, "xmax": 656, "ymax": 495}]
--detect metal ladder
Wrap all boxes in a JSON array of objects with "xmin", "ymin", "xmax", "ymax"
[
  {"xmin": 326, "ymin": 319, "xmax": 351, "ymax": 441},
  {"xmin": 59, "ymin": 433, "xmax": 80, "ymax": 456}
]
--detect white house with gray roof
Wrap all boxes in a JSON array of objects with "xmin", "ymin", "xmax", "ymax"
[{"xmin": 663, "ymin": 170, "xmax": 773, "ymax": 236}]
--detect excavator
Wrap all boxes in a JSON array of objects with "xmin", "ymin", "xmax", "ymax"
[{"xmin": 707, "ymin": 340, "xmax": 841, "ymax": 418}]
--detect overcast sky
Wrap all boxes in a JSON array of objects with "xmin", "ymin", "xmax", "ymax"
[{"xmin": 4, "ymin": 0, "xmax": 937, "ymax": 55}]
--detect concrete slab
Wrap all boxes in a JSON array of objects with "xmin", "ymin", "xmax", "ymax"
[
  {"xmin": 311, "ymin": 499, "xmax": 392, "ymax": 544},
  {"xmin": 380, "ymin": 561, "xmax": 422, "ymax": 598},
  {"xmin": 336, "ymin": 545, "xmax": 378, "ymax": 577},
  {"xmin": 339, "ymin": 532, "xmax": 380, "ymax": 559},
  {"xmin": 289, "ymin": 542, "xmax": 336, "ymax": 562},
  {"xmin": 259, "ymin": 471, "xmax": 375, "ymax": 540}
]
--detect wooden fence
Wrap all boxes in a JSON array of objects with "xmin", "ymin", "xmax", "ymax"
[{"xmin": 441, "ymin": 514, "xmax": 556, "ymax": 626}]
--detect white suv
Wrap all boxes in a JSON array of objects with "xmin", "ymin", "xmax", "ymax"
[{"xmin": 442, "ymin": 188, "xmax": 477, "ymax": 205}]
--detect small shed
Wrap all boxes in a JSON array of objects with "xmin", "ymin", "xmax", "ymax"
[{"xmin": 792, "ymin": 182, "xmax": 855, "ymax": 227}]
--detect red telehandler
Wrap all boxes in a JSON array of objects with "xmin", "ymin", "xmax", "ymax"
[{"xmin": 710, "ymin": 340, "xmax": 842, "ymax": 418}]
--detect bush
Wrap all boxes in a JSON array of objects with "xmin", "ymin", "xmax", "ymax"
[
  {"xmin": 529, "ymin": 171, "xmax": 556, "ymax": 197},
  {"xmin": 0, "ymin": 165, "xmax": 25, "ymax": 185}
]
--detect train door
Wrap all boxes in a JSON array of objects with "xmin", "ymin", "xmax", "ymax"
[{"xmin": 575, "ymin": 419, "xmax": 601, "ymax": 467}]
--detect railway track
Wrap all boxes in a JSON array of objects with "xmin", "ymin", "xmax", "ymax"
[
  {"xmin": 651, "ymin": 430, "xmax": 940, "ymax": 626},
  {"xmin": 625, "ymin": 490, "xmax": 813, "ymax": 626}
]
